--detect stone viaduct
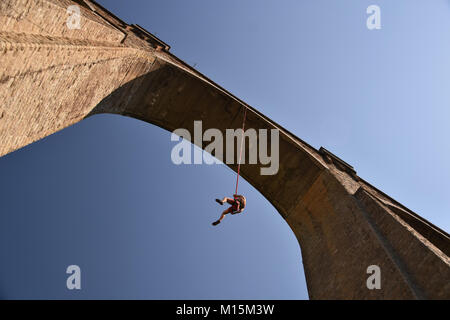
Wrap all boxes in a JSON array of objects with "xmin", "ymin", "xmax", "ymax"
[{"xmin": 0, "ymin": 0, "xmax": 449, "ymax": 299}]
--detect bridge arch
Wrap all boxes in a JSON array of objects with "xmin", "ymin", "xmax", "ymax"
[{"xmin": 0, "ymin": 0, "xmax": 448, "ymax": 299}]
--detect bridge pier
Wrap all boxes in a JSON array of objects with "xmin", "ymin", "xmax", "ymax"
[{"xmin": 0, "ymin": 0, "xmax": 448, "ymax": 299}]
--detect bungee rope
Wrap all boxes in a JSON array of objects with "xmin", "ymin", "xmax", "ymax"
[{"xmin": 234, "ymin": 107, "xmax": 247, "ymax": 196}]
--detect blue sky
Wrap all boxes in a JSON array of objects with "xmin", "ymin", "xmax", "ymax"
[{"xmin": 0, "ymin": 0, "xmax": 449, "ymax": 299}]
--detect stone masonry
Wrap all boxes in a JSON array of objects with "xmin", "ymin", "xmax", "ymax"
[{"xmin": 0, "ymin": 0, "xmax": 449, "ymax": 299}]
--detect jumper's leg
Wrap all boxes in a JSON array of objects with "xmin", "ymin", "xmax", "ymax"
[
  {"xmin": 215, "ymin": 197, "xmax": 233, "ymax": 205},
  {"xmin": 212, "ymin": 208, "xmax": 232, "ymax": 226}
]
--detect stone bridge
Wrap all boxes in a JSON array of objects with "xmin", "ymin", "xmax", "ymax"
[{"xmin": 0, "ymin": 0, "xmax": 448, "ymax": 299}]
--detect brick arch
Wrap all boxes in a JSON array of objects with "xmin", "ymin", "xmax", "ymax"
[{"xmin": 0, "ymin": 0, "xmax": 448, "ymax": 299}]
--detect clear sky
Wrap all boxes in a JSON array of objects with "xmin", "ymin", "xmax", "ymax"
[{"xmin": 0, "ymin": 0, "xmax": 449, "ymax": 299}]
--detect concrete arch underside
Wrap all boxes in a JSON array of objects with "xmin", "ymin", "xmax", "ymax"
[{"xmin": 0, "ymin": 0, "xmax": 449, "ymax": 299}]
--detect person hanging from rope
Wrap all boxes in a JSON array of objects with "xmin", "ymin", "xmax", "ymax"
[
  {"xmin": 212, "ymin": 195, "xmax": 246, "ymax": 226},
  {"xmin": 212, "ymin": 107, "xmax": 248, "ymax": 226}
]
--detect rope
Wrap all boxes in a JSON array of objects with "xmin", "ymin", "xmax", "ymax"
[{"xmin": 235, "ymin": 107, "xmax": 247, "ymax": 196}]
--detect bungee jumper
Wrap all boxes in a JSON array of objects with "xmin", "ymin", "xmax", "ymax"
[
  {"xmin": 212, "ymin": 107, "xmax": 248, "ymax": 226},
  {"xmin": 212, "ymin": 195, "xmax": 246, "ymax": 226}
]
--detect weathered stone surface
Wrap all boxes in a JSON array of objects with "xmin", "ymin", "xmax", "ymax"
[{"xmin": 0, "ymin": 0, "xmax": 448, "ymax": 299}]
